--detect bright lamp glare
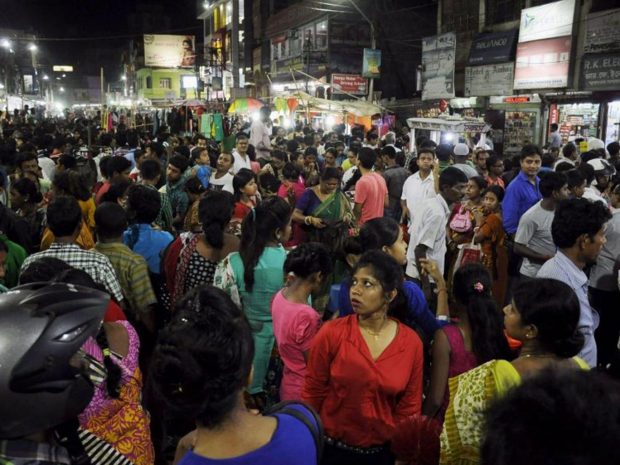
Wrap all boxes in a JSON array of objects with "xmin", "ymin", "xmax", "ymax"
[
  {"xmin": 251, "ymin": 112, "xmax": 260, "ymax": 122},
  {"xmin": 444, "ymin": 132, "xmax": 455, "ymax": 142}
]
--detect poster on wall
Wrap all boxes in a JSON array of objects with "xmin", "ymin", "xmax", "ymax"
[
  {"xmin": 144, "ymin": 34, "xmax": 196, "ymax": 68},
  {"xmin": 422, "ymin": 32, "xmax": 456, "ymax": 101},
  {"xmin": 584, "ymin": 8, "xmax": 620, "ymax": 53},
  {"xmin": 362, "ymin": 48, "xmax": 381, "ymax": 79},
  {"xmin": 518, "ymin": 0, "xmax": 575, "ymax": 43},
  {"xmin": 581, "ymin": 53, "xmax": 620, "ymax": 91},
  {"xmin": 465, "ymin": 63, "xmax": 514, "ymax": 96},
  {"xmin": 514, "ymin": 36, "xmax": 572, "ymax": 89}
]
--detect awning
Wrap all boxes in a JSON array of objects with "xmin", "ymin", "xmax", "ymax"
[
  {"xmin": 280, "ymin": 91, "xmax": 383, "ymax": 117},
  {"xmin": 407, "ymin": 117, "xmax": 491, "ymax": 133}
]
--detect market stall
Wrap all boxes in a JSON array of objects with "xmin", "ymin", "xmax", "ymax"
[{"xmin": 406, "ymin": 116, "xmax": 491, "ymax": 149}]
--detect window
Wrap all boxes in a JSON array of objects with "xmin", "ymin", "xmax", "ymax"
[
  {"xmin": 159, "ymin": 78, "xmax": 171, "ymax": 89},
  {"xmin": 485, "ymin": 0, "xmax": 525, "ymax": 26},
  {"xmin": 146, "ymin": 76, "xmax": 152, "ymax": 89},
  {"xmin": 315, "ymin": 20, "xmax": 328, "ymax": 49},
  {"xmin": 289, "ymin": 29, "xmax": 301, "ymax": 56},
  {"xmin": 303, "ymin": 25, "xmax": 314, "ymax": 51}
]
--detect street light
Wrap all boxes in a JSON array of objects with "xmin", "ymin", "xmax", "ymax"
[
  {"xmin": 59, "ymin": 86, "xmax": 65, "ymax": 93},
  {"xmin": 28, "ymin": 43, "xmax": 37, "ymax": 52},
  {"xmin": 1, "ymin": 39, "xmax": 10, "ymax": 49},
  {"xmin": 42, "ymin": 74, "xmax": 49, "ymax": 80}
]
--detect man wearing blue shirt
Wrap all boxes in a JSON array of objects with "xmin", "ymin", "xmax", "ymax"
[{"xmin": 502, "ymin": 145, "xmax": 543, "ymax": 235}]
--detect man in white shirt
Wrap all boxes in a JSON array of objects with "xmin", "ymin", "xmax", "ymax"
[
  {"xmin": 407, "ymin": 167, "xmax": 468, "ymax": 282},
  {"xmin": 232, "ymin": 135, "xmax": 252, "ymax": 174},
  {"xmin": 209, "ymin": 152, "xmax": 235, "ymax": 193},
  {"xmin": 250, "ymin": 106, "xmax": 273, "ymax": 161},
  {"xmin": 548, "ymin": 123, "xmax": 562, "ymax": 149},
  {"xmin": 401, "ymin": 147, "xmax": 436, "ymax": 226}
]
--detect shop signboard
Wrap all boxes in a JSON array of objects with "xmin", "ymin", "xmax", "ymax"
[
  {"xmin": 144, "ymin": 34, "xmax": 196, "ymax": 68},
  {"xmin": 518, "ymin": 0, "xmax": 575, "ymax": 43},
  {"xmin": 331, "ymin": 74, "xmax": 368, "ymax": 95},
  {"xmin": 421, "ymin": 32, "xmax": 456, "ymax": 101},
  {"xmin": 464, "ymin": 63, "xmax": 514, "ymax": 96},
  {"xmin": 584, "ymin": 9, "xmax": 620, "ymax": 53},
  {"xmin": 581, "ymin": 53, "xmax": 620, "ymax": 91},
  {"xmin": 468, "ymin": 30, "xmax": 518, "ymax": 65},
  {"xmin": 362, "ymin": 48, "xmax": 381, "ymax": 79},
  {"xmin": 514, "ymin": 36, "xmax": 572, "ymax": 89}
]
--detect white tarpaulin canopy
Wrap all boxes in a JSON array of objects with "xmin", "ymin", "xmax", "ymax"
[
  {"xmin": 282, "ymin": 91, "xmax": 383, "ymax": 117},
  {"xmin": 406, "ymin": 117, "xmax": 491, "ymax": 133}
]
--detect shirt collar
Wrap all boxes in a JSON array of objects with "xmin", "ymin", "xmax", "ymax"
[
  {"xmin": 517, "ymin": 170, "xmax": 538, "ymax": 184},
  {"xmin": 554, "ymin": 250, "xmax": 588, "ymax": 288},
  {"xmin": 49, "ymin": 242, "xmax": 81, "ymax": 250}
]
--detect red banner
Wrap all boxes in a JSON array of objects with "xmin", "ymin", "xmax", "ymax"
[{"xmin": 331, "ymin": 74, "xmax": 368, "ymax": 95}]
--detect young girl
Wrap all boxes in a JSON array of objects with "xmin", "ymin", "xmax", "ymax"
[
  {"xmin": 230, "ymin": 168, "xmax": 258, "ymax": 236},
  {"xmin": 214, "ymin": 197, "xmax": 292, "ymax": 408},
  {"xmin": 422, "ymin": 263, "xmax": 512, "ymax": 421},
  {"xmin": 473, "ymin": 185, "xmax": 508, "ymax": 307},
  {"xmin": 271, "ymin": 242, "xmax": 333, "ymax": 401}
]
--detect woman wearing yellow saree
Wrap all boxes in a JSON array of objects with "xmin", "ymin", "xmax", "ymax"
[{"xmin": 440, "ymin": 278, "xmax": 589, "ymax": 465}]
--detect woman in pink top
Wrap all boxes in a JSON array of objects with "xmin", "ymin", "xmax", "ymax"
[
  {"xmin": 271, "ymin": 242, "xmax": 333, "ymax": 401},
  {"xmin": 277, "ymin": 163, "xmax": 307, "ymax": 247}
]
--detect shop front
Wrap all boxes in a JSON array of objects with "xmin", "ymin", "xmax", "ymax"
[
  {"xmin": 548, "ymin": 100, "xmax": 601, "ymax": 144},
  {"xmin": 605, "ymin": 100, "xmax": 620, "ymax": 146},
  {"xmin": 487, "ymin": 94, "xmax": 543, "ymax": 157}
]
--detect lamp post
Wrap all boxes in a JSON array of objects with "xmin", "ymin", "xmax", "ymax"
[{"xmin": 345, "ymin": 0, "xmax": 376, "ymax": 102}]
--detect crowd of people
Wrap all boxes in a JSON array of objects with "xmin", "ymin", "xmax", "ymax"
[{"xmin": 1, "ymin": 105, "xmax": 620, "ymax": 465}]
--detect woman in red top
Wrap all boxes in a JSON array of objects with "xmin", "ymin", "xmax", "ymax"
[
  {"xmin": 230, "ymin": 168, "xmax": 258, "ymax": 236},
  {"xmin": 302, "ymin": 250, "xmax": 424, "ymax": 465}
]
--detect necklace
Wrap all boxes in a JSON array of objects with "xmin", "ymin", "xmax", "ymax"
[
  {"xmin": 519, "ymin": 353, "xmax": 557, "ymax": 359},
  {"xmin": 360, "ymin": 318, "xmax": 388, "ymax": 340}
]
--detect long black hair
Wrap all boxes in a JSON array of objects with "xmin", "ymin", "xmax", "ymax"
[
  {"xmin": 239, "ymin": 196, "xmax": 291, "ymax": 291},
  {"xmin": 452, "ymin": 264, "xmax": 512, "ymax": 363},
  {"xmin": 233, "ymin": 168, "xmax": 256, "ymax": 202},
  {"xmin": 199, "ymin": 191, "xmax": 234, "ymax": 249}
]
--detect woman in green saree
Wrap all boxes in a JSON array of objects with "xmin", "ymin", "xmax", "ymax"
[{"xmin": 292, "ymin": 167, "xmax": 355, "ymax": 308}]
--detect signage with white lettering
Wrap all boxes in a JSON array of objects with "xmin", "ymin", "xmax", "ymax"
[
  {"xmin": 465, "ymin": 63, "xmax": 514, "ymax": 96},
  {"xmin": 518, "ymin": 0, "xmax": 575, "ymax": 43},
  {"xmin": 581, "ymin": 52, "xmax": 620, "ymax": 91},
  {"xmin": 468, "ymin": 30, "xmax": 518, "ymax": 65}
]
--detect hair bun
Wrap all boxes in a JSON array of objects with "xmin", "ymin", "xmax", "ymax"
[{"xmin": 550, "ymin": 331, "xmax": 585, "ymax": 358}]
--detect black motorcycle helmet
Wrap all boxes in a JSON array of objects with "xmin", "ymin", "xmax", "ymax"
[{"xmin": 0, "ymin": 282, "xmax": 109, "ymax": 439}]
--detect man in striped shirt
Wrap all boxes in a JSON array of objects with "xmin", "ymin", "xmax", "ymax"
[{"xmin": 537, "ymin": 198, "xmax": 611, "ymax": 368}]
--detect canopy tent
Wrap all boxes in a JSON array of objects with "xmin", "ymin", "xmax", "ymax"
[
  {"xmin": 406, "ymin": 117, "xmax": 491, "ymax": 133},
  {"xmin": 277, "ymin": 91, "xmax": 383, "ymax": 117}
]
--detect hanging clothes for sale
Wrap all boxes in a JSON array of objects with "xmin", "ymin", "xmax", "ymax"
[{"xmin": 212, "ymin": 113, "xmax": 224, "ymax": 142}]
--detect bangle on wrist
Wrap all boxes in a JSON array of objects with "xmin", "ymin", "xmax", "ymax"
[
  {"xmin": 437, "ymin": 315, "xmax": 449, "ymax": 321},
  {"xmin": 436, "ymin": 287, "xmax": 448, "ymax": 294},
  {"xmin": 305, "ymin": 216, "xmax": 312, "ymax": 225}
]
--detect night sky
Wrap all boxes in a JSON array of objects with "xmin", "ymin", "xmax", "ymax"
[{"xmin": 0, "ymin": 0, "xmax": 199, "ymax": 72}]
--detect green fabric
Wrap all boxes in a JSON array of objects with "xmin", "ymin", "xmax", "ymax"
[
  {"xmin": 222, "ymin": 134, "xmax": 237, "ymax": 154},
  {"xmin": 229, "ymin": 246, "xmax": 287, "ymax": 394},
  {"xmin": 0, "ymin": 234, "xmax": 26, "ymax": 288},
  {"xmin": 212, "ymin": 113, "xmax": 224, "ymax": 141}
]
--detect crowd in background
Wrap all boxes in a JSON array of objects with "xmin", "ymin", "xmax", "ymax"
[{"xmin": 0, "ymin": 104, "xmax": 619, "ymax": 465}]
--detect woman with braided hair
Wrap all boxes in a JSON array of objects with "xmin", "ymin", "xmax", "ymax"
[{"xmin": 214, "ymin": 196, "xmax": 292, "ymax": 408}]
